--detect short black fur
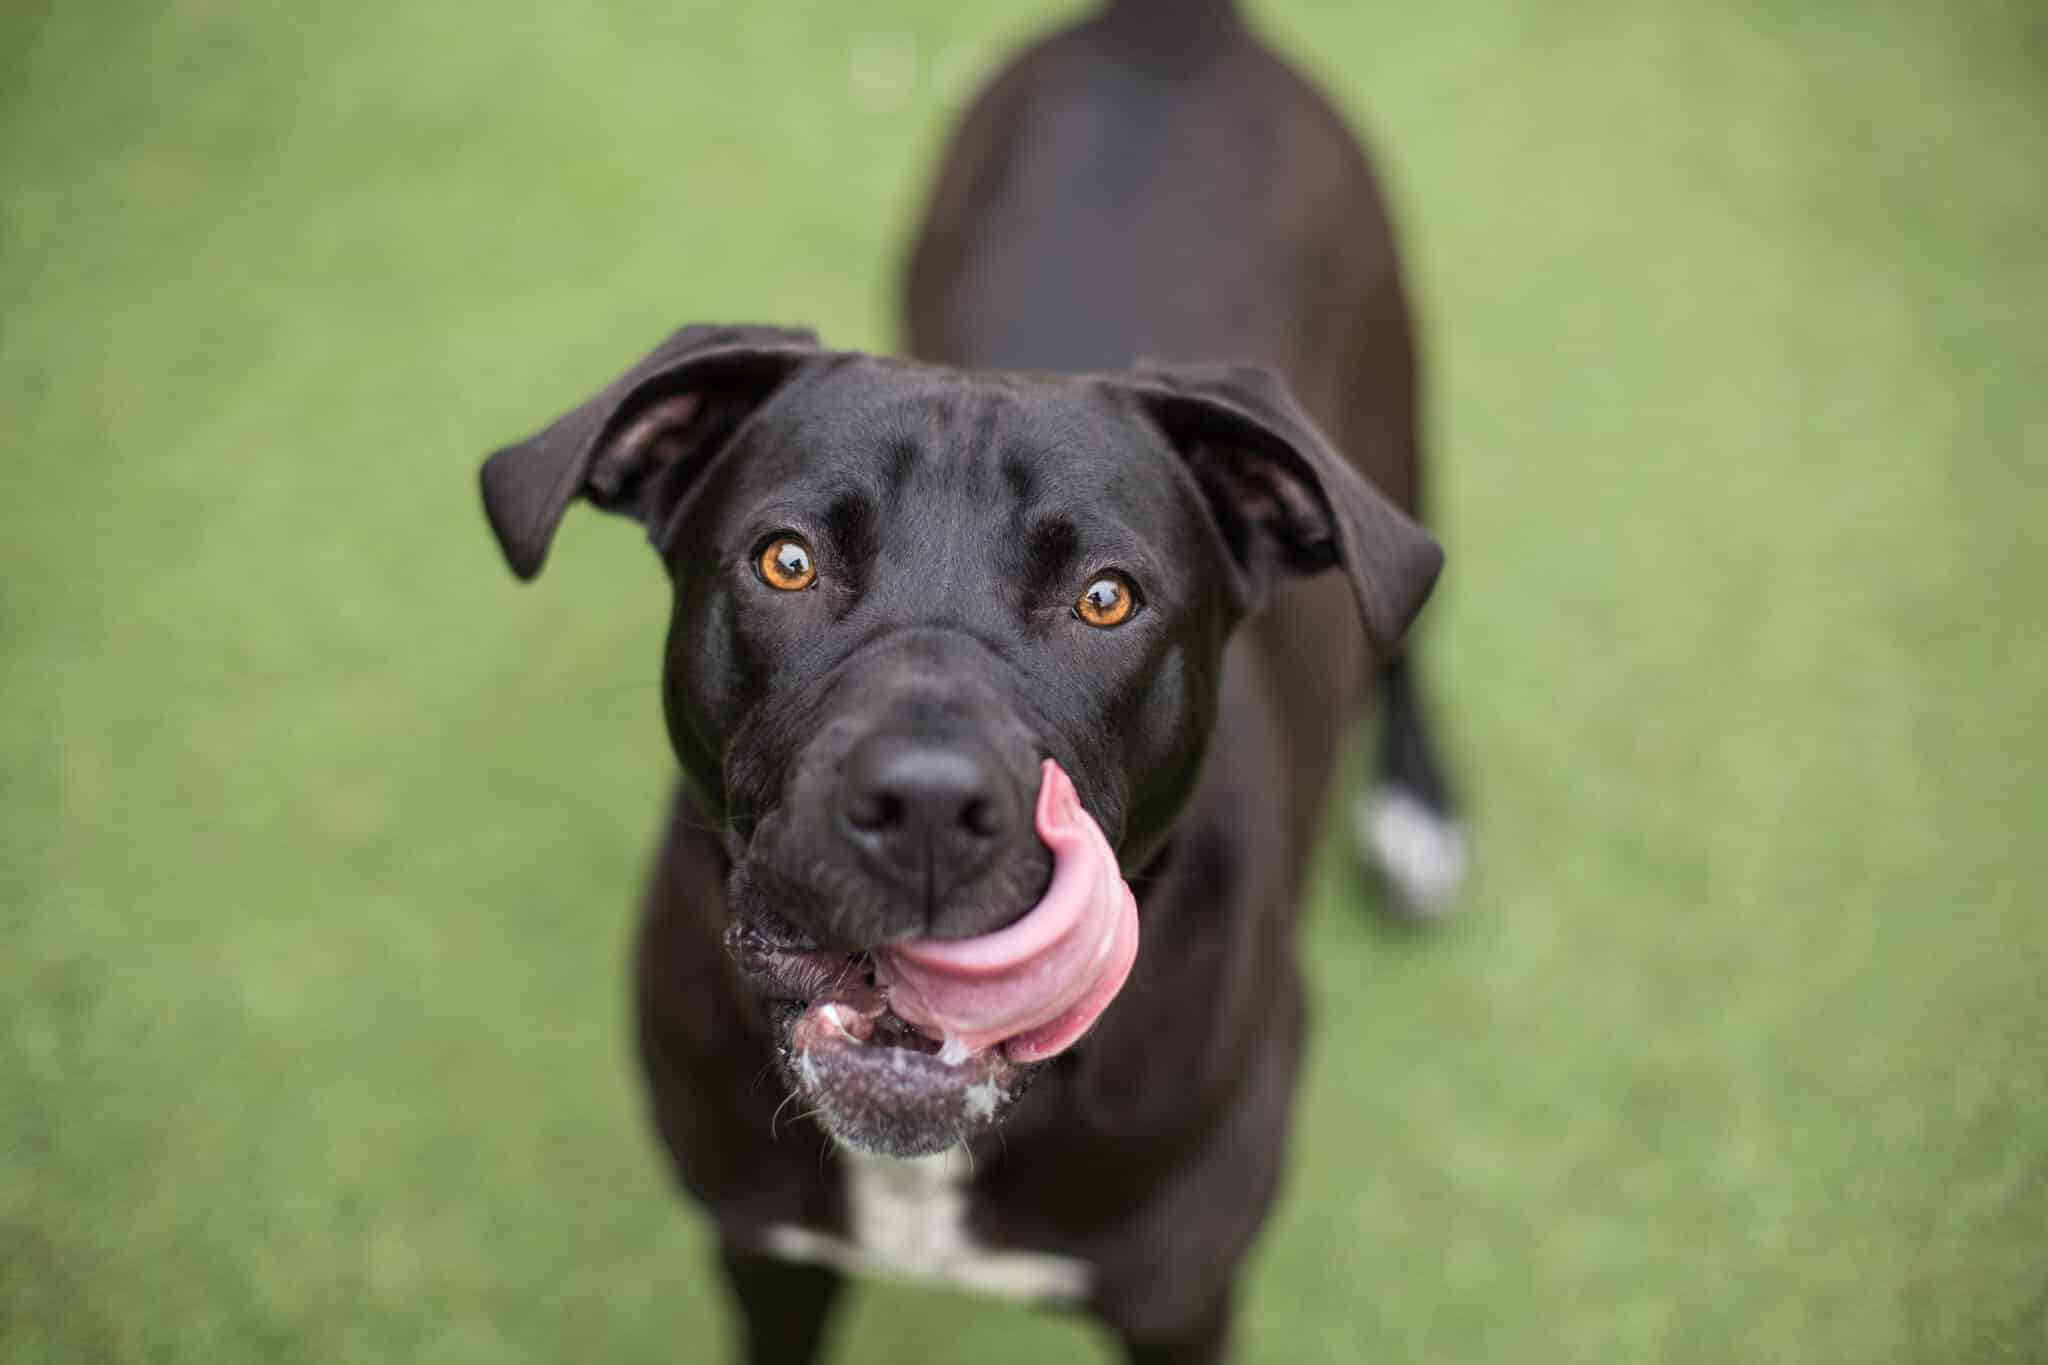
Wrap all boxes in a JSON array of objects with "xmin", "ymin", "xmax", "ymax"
[{"xmin": 478, "ymin": 1, "xmax": 1462, "ymax": 1360}]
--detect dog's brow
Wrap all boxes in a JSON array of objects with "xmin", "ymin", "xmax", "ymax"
[
  {"xmin": 884, "ymin": 437, "xmax": 919, "ymax": 495},
  {"xmin": 823, "ymin": 491, "xmax": 879, "ymax": 592},
  {"xmin": 965, "ymin": 389, "xmax": 1006, "ymax": 462},
  {"xmin": 1015, "ymin": 516, "xmax": 1081, "ymax": 597},
  {"xmin": 1001, "ymin": 454, "xmax": 1036, "ymax": 504}
]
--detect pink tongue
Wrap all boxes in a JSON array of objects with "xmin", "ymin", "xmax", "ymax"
[{"xmin": 872, "ymin": 759, "xmax": 1138, "ymax": 1064}]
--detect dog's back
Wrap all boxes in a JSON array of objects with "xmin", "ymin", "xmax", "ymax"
[
  {"xmin": 906, "ymin": 0, "xmax": 1416, "ymax": 502},
  {"xmin": 905, "ymin": 0, "xmax": 1462, "ymax": 908}
]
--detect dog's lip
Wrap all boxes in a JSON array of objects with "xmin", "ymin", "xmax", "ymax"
[
  {"xmin": 730, "ymin": 930, "xmax": 1025, "ymax": 1146},
  {"xmin": 724, "ymin": 920, "xmax": 870, "ymax": 1002},
  {"xmin": 724, "ymin": 922, "xmax": 963, "ymax": 1059},
  {"xmin": 726, "ymin": 934, "xmax": 966, "ymax": 1060}
]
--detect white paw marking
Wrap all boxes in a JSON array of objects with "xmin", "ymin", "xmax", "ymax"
[
  {"xmin": 761, "ymin": 1146, "xmax": 1091, "ymax": 1302},
  {"xmin": 1358, "ymin": 787, "xmax": 1468, "ymax": 917}
]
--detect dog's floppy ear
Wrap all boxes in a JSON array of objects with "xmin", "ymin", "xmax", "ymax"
[
  {"xmin": 479, "ymin": 323, "xmax": 821, "ymax": 579},
  {"xmin": 1117, "ymin": 362, "xmax": 1443, "ymax": 656}
]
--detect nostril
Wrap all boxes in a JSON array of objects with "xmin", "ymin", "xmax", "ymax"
[
  {"xmin": 839, "ymin": 736, "xmax": 1017, "ymax": 857},
  {"xmin": 960, "ymin": 797, "xmax": 1000, "ymax": 839},
  {"xmin": 847, "ymin": 790, "xmax": 905, "ymax": 833}
]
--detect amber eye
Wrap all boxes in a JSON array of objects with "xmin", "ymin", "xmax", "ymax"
[
  {"xmin": 756, "ymin": 534, "xmax": 817, "ymax": 591},
  {"xmin": 1075, "ymin": 572, "xmax": 1139, "ymax": 628}
]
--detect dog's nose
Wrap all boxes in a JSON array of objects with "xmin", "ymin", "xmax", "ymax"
[{"xmin": 839, "ymin": 736, "xmax": 1016, "ymax": 907}]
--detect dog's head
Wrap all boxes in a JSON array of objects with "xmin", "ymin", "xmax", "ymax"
[{"xmin": 481, "ymin": 324, "xmax": 1439, "ymax": 1156}]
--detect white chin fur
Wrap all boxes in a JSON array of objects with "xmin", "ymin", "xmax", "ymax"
[{"xmin": 1357, "ymin": 787, "xmax": 1468, "ymax": 918}]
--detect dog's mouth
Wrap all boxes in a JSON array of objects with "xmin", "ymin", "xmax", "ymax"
[
  {"xmin": 732, "ymin": 935, "xmax": 1030, "ymax": 1157},
  {"xmin": 726, "ymin": 759, "xmax": 1139, "ymax": 1157}
]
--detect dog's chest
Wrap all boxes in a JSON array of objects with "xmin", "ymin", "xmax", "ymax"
[{"xmin": 762, "ymin": 1147, "xmax": 1090, "ymax": 1302}]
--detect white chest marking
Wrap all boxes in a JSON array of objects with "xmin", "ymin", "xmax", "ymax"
[{"xmin": 761, "ymin": 1146, "xmax": 1091, "ymax": 1303}]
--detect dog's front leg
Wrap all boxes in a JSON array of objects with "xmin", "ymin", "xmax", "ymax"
[
  {"xmin": 716, "ymin": 1242, "xmax": 844, "ymax": 1365},
  {"xmin": 1113, "ymin": 1286, "xmax": 1235, "ymax": 1365}
]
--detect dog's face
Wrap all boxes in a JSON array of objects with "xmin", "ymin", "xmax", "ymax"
[{"xmin": 481, "ymin": 325, "xmax": 1439, "ymax": 1156}]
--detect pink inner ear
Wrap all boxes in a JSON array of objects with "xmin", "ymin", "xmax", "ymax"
[
  {"xmin": 590, "ymin": 392, "xmax": 706, "ymax": 501},
  {"xmin": 1187, "ymin": 442, "xmax": 1329, "ymax": 567},
  {"xmin": 1217, "ymin": 443, "xmax": 1324, "ymax": 538},
  {"xmin": 617, "ymin": 392, "xmax": 703, "ymax": 451}
]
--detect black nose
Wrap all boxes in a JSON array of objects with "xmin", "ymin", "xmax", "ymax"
[{"xmin": 838, "ymin": 736, "xmax": 1016, "ymax": 908}]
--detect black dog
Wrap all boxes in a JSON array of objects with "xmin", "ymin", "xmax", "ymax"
[{"xmin": 479, "ymin": 2, "xmax": 1459, "ymax": 1360}]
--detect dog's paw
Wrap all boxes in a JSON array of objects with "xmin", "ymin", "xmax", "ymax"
[{"xmin": 1356, "ymin": 786, "xmax": 1468, "ymax": 921}]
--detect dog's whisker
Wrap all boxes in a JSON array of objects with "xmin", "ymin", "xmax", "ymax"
[{"xmin": 770, "ymin": 1087, "xmax": 802, "ymax": 1140}]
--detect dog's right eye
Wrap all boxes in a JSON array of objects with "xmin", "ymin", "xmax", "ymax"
[
  {"xmin": 1075, "ymin": 571, "xmax": 1140, "ymax": 627},
  {"xmin": 756, "ymin": 534, "xmax": 818, "ymax": 591}
]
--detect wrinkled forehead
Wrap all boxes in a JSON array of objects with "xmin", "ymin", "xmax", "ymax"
[{"xmin": 740, "ymin": 361, "xmax": 1182, "ymax": 530}]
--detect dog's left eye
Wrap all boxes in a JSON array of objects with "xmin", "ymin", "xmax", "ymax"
[
  {"xmin": 1075, "ymin": 572, "xmax": 1140, "ymax": 628},
  {"xmin": 756, "ymin": 534, "xmax": 818, "ymax": 591}
]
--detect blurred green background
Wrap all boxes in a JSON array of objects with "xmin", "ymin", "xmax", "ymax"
[{"xmin": 4, "ymin": 0, "xmax": 2044, "ymax": 1360}]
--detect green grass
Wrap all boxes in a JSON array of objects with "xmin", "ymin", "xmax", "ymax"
[{"xmin": 4, "ymin": 0, "xmax": 2044, "ymax": 1360}]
